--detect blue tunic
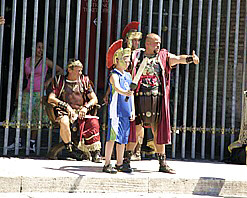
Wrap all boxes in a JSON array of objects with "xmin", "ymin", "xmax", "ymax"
[{"xmin": 107, "ymin": 69, "xmax": 132, "ymax": 144}]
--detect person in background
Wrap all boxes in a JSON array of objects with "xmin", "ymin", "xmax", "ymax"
[
  {"xmin": 103, "ymin": 39, "xmax": 135, "ymax": 173},
  {"xmin": 9, "ymin": 41, "xmax": 63, "ymax": 152},
  {"xmin": 0, "ymin": 16, "xmax": 5, "ymax": 25}
]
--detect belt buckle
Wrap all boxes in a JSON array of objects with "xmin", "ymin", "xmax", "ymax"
[{"xmin": 146, "ymin": 111, "xmax": 152, "ymax": 117}]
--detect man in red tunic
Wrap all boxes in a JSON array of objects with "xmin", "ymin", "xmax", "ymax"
[
  {"xmin": 129, "ymin": 33, "xmax": 199, "ymax": 173},
  {"xmin": 47, "ymin": 59, "xmax": 101, "ymax": 162}
]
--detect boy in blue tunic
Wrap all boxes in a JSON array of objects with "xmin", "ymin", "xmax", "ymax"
[{"xmin": 103, "ymin": 39, "xmax": 135, "ymax": 173}]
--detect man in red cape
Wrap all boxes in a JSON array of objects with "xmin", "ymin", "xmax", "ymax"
[{"xmin": 129, "ymin": 33, "xmax": 199, "ymax": 173}]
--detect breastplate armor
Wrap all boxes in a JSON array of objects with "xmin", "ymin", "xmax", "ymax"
[
  {"xmin": 135, "ymin": 55, "xmax": 163, "ymax": 127},
  {"xmin": 61, "ymin": 80, "xmax": 85, "ymax": 110}
]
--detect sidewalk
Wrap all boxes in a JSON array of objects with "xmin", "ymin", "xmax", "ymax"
[{"xmin": 0, "ymin": 157, "xmax": 246, "ymax": 197}]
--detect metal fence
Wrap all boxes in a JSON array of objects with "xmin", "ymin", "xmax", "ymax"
[{"xmin": 0, "ymin": 0, "xmax": 246, "ymax": 161}]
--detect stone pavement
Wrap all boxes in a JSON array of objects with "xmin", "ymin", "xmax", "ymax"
[{"xmin": 0, "ymin": 157, "xmax": 246, "ymax": 197}]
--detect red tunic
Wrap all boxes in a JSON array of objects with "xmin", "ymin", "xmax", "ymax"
[{"xmin": 51, "ymin": 75, "xmax": 101, "ymax": 149}]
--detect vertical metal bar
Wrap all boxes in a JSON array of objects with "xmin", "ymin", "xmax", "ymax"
[
  {"xmin": 37, "ymin": 0, "xmax": 49, "ymax": 155},
  {"xmin": 193, "ymin": 0, "xmax": 203, "ymax": 159},
  {"xmin": 202, "ymin": 0, "xmax": 212, "ymax": 160},
  {"xmin": 84, "ymin": 0, "xmax": 92, "ymax": 74},
  {"xmin": 63, "ymin": 0, "xmax": 71, "ymax": 73},
  {"xmin": 230, "ymin": 0, "xmax": 240, "ymax": 145},
  {"xmin": 182, "ymin": 0, "xmax": 193, "ymax": 159},
  {"xmin": 167, "ymin": 0, "xmax": 173, "ymax": 51},
  {"xmin": 148, "ymin": 0, "xmax": 153, "ymax": 33},
  {"xmin": 104, "ymin": 0, "xmax": 112, "ymax": 92},
  {"xmin": 75, "ymin": 0, "xmax": 82, "ymax": 59},
  {"xmin": 172, "ymin": 0, "xmax": 183, "ymax": 159},
  {"xmin": 157, "ymin": 0, "xmax": 163, "ymax": 37},
  {"xmin": 221, "ymin": 0, "xmax": 231, "ymax": 160},
  {"xmin": 240, "ymin": 1, "xmax": 247, "ymax": 148},
  {"xmin": 15, "ymin": 0, "xmax": 27, "ymax": 156},
  {"xmin": 49, "ymin": 0, "xmax": 61, "ymax": 151},
  {"xmin": 138, "ymin": 0, "xmax": 143, "ymax": 32},
  {"xmin": 242, "ymin": 0, "xmax": 247, "ymax": 117},
  {"xmin": 94, "ymin": 0, "xmax": 102, "ymax": 93},
  {"xmin": 3, "ymin": 0, "xmax": 17, "ymax": 156},
  {"xmin": 212, "ymin": 0, "xmax": 222, "ymax": 160},
  {"xmin": 168, "ymin": 0, "xmax": 175, "ymax": 158},
  {"xmin": 128, "ymin": 0, "xmax": 133, "ymax": 23},
  {"xmin": 52, "ymin": 0, "xmax": 60, "ymax": 78},
  {"xmin": 26, "ymin": 0, "xmax": 39, "ymax": 156},
  {"xmin": 102, "ymin": 0, "xmax": 113, "ymax": 156},
  {"xmin": 116, "ymin": 0, "xmax": 122, "ymax": 40},
  {"xmin": 0, "ymin": 0, "xmax": 5, "ymax": 119}
]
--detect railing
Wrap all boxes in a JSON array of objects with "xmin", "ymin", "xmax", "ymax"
[{"xmin": 0, "ymin": 0, "xmax": 246, "ymax": 161}]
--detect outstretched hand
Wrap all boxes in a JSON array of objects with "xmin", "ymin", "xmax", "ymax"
[{"xmin": 192, "ymin": 50, "xmax": 199, "ymax": 64}]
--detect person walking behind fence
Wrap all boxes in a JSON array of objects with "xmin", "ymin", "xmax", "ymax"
[{"xmin": 103, "ymin": 39, "xmax": 135, "ymax": 173}]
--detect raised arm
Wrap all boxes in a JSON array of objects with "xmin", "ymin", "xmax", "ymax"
[
  {"xmin": 45, "ymin": 59, "xmax": 63, "ymax": 89},
  {"xmin": 169, "ymin": 50, "xmax": 199, "ymax": 67},
  {"xmin": 46, "ymin": 58, "xmax": 63, "ymax": 75}
]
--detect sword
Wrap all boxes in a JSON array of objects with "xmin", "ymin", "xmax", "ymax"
[
  {"xmin": 70, "ymin": 113, "xmax": 99, "ymax": 123},
  {"xmin": 125, "ymin": 57, "xmax": 148, "ymax": 102},
  {"xmin": 84, "ymin": 115, "xmax": 99, "ymax": 119}
]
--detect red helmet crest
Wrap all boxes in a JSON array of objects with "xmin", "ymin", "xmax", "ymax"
[
  {"xmin": 106, "ymin": 39, "xmax": 123, "ymax": 69},
  {"xmin": 122, "ymin": 21, "xmax": 140, "ymax": 39}
]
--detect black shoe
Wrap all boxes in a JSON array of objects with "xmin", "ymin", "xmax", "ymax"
[
  {"xmin": 115, "ymin": 163, "xmax": 133, "ymax": 173},
  {"xmin": 91, "ymin": 150, "xmax": 102, "ymax": 163},
  {"xmin": 64, "ymin": 142, "xmax": 84, "ymax": 161},
  {"xmin": 103, "ymin": 164, "xmax": 117, "ymax": 174}
]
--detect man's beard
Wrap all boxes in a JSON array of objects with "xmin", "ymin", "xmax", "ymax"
[{"xmin": 154, "ymin": 48, "xmax": 159, "ymax": 55}]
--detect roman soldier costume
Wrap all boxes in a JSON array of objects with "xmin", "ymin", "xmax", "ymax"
[
  {"xmin": 122, "ymin": 21, "xmax": 142, "ymax": 49},
  {"xmin": 49, "ymin": 60, "xmax": 101, "ymax": 162},
  {"xmin": 130, "ymin": 48, "xmax": 172, "ymax": 145}
]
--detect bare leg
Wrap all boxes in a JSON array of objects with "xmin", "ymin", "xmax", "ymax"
[
  {"xmin": 116, "ymin": 143, "xmax": 125, "ymax": 166},
  {"xmin": 104, "ymin": 140, "xmax": 115, "ymax": 165},
  {"xmin": 60, "ymin": 115, "xmax": 71, "ymax": 144},
  {"xmin": 151, "ymin": 126, "xmax": 165, "ymax": 154},
  {"xmin": 126, "ymin": 124, "xmax": 144, "ymax": 151},
  {"xmin": 59, "ymin": 115, "xmax": 84, "ymax": 161}
]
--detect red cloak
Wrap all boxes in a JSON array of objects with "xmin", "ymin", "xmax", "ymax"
[{"xmin": 129, "ymin": 49, "xmax": 171, "ymax": 144}]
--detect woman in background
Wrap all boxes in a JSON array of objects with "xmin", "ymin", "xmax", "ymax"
[{"xmin": 9, "ymin": 41, "xmax": 63, "ymax": 152}]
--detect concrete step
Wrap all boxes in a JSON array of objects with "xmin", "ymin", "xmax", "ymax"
[{"xmin": 0, "ymin": 157, "xmax": 246, "ymax": 197}]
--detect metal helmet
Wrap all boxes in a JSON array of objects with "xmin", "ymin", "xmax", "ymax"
[
  {"xmin": 122, "ymin": 21, "xmax": 142, "ymax": 49},
  {"xmin": 106, "ymin": 39, "xmax": 131, "ymax": 69}
]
